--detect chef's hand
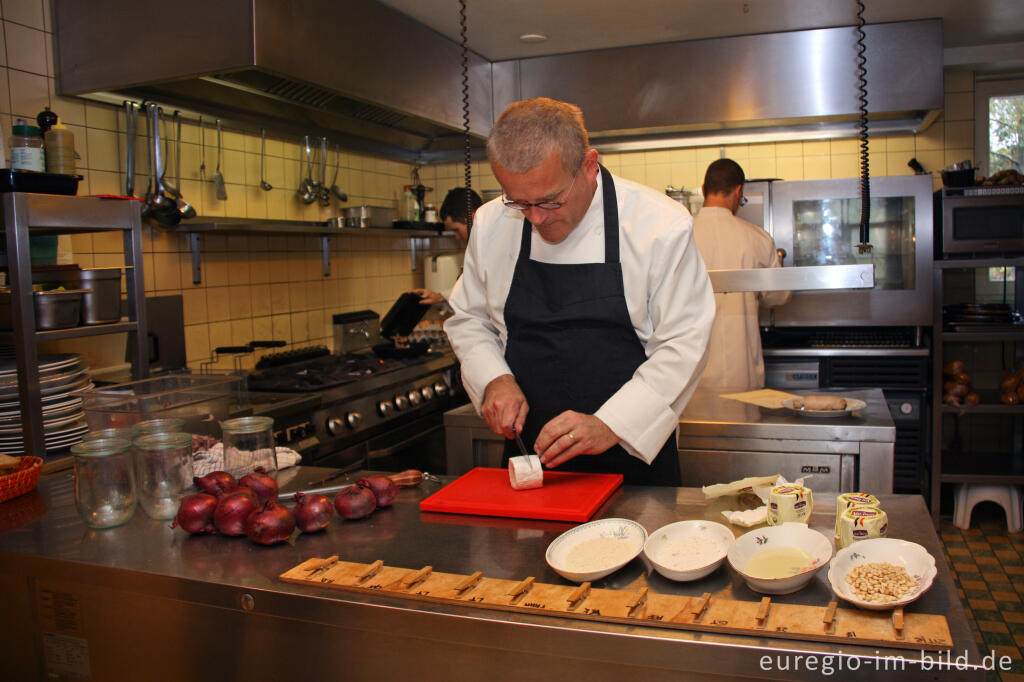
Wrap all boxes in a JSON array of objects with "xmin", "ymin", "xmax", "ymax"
[
  {"xmin": 409, "ymin": 288, "xmax": 445, "ymax": 306},
  {"xmin": 481, "ymin": 374, "xmax": 528, "ymax": 439},
  {"xmin": 535, "ymin": 412, "xmax": 620, "ymax": 469}
]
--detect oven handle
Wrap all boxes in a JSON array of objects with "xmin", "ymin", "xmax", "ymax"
[{"xmin": 367, "ymin": 424, "xmax": 444, "ymax": 460}]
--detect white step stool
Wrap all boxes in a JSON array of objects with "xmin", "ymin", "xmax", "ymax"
[{"xmin": 952, "ymin": 484, "xmax": 1023, "ymax": 533}]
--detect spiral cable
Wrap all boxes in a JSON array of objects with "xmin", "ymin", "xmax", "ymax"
[
  {"xmin": 855, "ymin": 0, "xmax": 871, "ymax": 251},
  {"xmin": 459, "ymin": 0, "xmax": 473, "ymax": 232}
]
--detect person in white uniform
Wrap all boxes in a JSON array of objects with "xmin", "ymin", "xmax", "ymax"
[
  {"xmin": 411, "ymin": 187, "xmax": 482, "ymax": 306},
  {"xmin": 693, "ymin": 159, "xmax": 790, "ymax": 391},
  {"xmin": 444, "ymin": 97, "xmax": 714, "ymax": 486}
]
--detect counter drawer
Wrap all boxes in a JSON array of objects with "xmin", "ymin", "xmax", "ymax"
[{"xmin": 678, "ymin": 448, "xmax": 854, "ymax": 492}]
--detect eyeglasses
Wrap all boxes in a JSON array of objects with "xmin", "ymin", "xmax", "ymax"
[
  {"xmin": 502, "ymin": 164, "xmax": 582, "ymax": 211},
  {"xmin": 739, "ymin": 195, "xmax": 749, "ymax": 207}
]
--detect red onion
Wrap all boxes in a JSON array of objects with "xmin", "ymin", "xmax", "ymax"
[
  {"xmin": 334, "ymin": 485, "xmax": 376, "ymax": 520},
  {"xmin": 293, "ymin": 492, "xmax": 334, "ymax": 533},
  {"xmin": 245, "ymin": 501, "xmax": 295, "ymax": 546},
  {"xmin": 239, "ymin": 467, "xmax": 278, "ymax": 506},
  {"xmin": 172, "ymin": 493, "xmax": 218, "ymax": 534},
  {"xmin": 214, "ymin": 489, "xmax": 259, "ymax": 536},
  {"xmin": 357, "ymin": 475, "xmax": 399, "ymax": 507},
  {"xmin": 194, "ymin": 470, "xmax": 236, "ymax": 497}
]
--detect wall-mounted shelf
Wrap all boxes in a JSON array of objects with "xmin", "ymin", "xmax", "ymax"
[
  {"xmin": 0, "ymin": 321, "xmax": 139, "ymax": 344},
  {"xmin": 173, "ymin": 218, "xmax": 454, "ymax": 284}
]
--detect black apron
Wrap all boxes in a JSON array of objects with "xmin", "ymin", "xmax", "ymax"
[{"xmin": 502, "ymin": 165, "xmax": 680, "ymax": 486}]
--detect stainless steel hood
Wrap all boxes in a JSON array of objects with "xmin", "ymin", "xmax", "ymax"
[{"xmin": 54, "ymin": 0, "xmax": 942, "ymax": 163}]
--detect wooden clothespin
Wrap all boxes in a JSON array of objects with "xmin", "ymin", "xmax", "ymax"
[
  {"xmin": 756, "ymin": 597, "xmax": 772, "ymax": 629},
  {"xmin": 401, "ymin": 565, "xmax": 433, "ymax": 590},
  {"xmin": 357, "ymin": 559, "xmax": 384, "ymax": 583},
  {"xmin": 823, "ymin": 600, "xmax": 838, "ymax": 634},
  {"xmin": 507, "ymin": 576, "xmax": 535, "ymax": 603},
  {"xmin": 454, "ymin": 571, "xmax": 483, "ymax": 594},
  {"xmin": 566, "ymin": 582, "xmax": 591, "ymax": 610},
  {"xmin": 892, "ymin": 607, "xmax": 905, "ymax": 640},
  {"xmin": 690, "ymin": 593, "xmax": 712, "ymax": 622},
  {"xmin": 626, "ymin": 587, "xmax": 649, "ymax": 617},
  {"xmin": 305, "ymin": 555, "xmax": 339, "ymax": 576}
]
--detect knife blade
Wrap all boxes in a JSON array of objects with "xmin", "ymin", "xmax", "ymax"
[{"xmin": 514, "ymin": 429, "xmax": 530, "ymax": 457}]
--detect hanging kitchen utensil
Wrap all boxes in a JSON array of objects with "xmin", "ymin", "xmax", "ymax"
[
  {"xmin": 259, "ymin": 128, "xmax": 272, "ymax": 191},
  {"xmin": 123, "ymin": 101, "xmax": 137, "ymax": 196},
  {"xmin": 318, "ymin": 137, "xmax": 331, "ymax": 207},
  {"xmin": 198, "ymin": 115, "xmax": 206, "ymax": 183},
  {"xmin": 212, "ymin": 119, "xmax": 227, "ymax": 201},
  {"xmin": 147, "ymin": 104, "xmax": 181, "ymax": 226},
  {"xmin": 298, "ymin": 136, "xmax": 316, "ymax": 204},
  {"xmin": 159, "ymin": 112, "xmax": 180, "ymax": 200},
  {"xmin": 174, "ymin": 111, "xmax": 196, "ymax": 219},
  {"xmin": 330, "ymin": 143, "xmax": 347, "ymax": 202}
]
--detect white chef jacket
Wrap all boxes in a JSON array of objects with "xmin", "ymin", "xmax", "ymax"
[
  {"xmin": 692, "ymin": 206, "xmax": 791, "ymax": 391},
  {"xmin": 445, "ymin": 171, "xmax": 715, "ymax": 463}
]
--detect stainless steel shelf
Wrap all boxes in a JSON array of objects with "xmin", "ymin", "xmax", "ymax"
[
  {"xmin": 940, "ymin": 330, "xmax": 1024, "ymax": 342},
  {"xmin": 0, "ymin": 321, "xmax": 139, "ymax": 343},
  {"xmin": 934, "ymin": 257, "xmax": 1024, "ymax": 269},
  {"xmin": 0, "ymin": 194, "xmax": 145, "ymax": 233}
]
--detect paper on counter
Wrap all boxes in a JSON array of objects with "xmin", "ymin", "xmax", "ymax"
[
  {"xmin": 722, "ymin": 508, "xmax": 768, "ymax": 527},
  {"xmin": 719, "ymin": 388, "xmax": 800, "ymax": 410},
  {"xmin": 710, "ymin": 474, "xmax": 814, "ymax": 527}
]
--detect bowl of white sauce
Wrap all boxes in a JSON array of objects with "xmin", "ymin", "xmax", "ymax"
[
  {"xmin": 727, "ymin": 522, "xmax": 833, "ymax": 594},
  {"xmin": 643, "ymin": 520, "xmax": 735, "ymax": 582},
  {"xmin": 545, "ymin": 518, "xmax": 648, "ymax": 583}
]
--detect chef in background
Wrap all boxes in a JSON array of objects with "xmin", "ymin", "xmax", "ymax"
[
  {"xmin": 693, "ymin": 159, "xmax": 790, "ymax": 391},
  {"xmin": 445, "ymin": 97, "xmax": 714, "ymax": 485},
  {"xmin": 411, "ymin": 187, "xmax": 482, "ymax": 306}
]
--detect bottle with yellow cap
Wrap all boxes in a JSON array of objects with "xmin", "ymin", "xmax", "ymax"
[{"xmin": 43, "ymin": 117, "xmax": 76, "ymax": 176}]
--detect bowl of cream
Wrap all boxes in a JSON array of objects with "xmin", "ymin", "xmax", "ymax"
[
  {"xmin": 727, "ymin": 522, "xmax": 833, "ymax": 594},
  {"xmin": 545, "ymin": 518, "xmax": 648, "ymax": 583},
  {"xmin": 644, "ymin": 520, "xmax": 735, "ymax": 582}
]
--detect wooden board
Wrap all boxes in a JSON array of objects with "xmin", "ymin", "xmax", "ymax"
[
  {"xmin": 280, "ymin": 556, "xmax": 953, "ymax": 652},
  {"xmin": 418, "ymin": 467, "xmax": 622, "ymax": 522}
]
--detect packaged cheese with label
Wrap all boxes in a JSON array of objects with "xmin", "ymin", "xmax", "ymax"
[{"xmin": 767, "ymin": 485, "xmax": 813, "ymax": 525}]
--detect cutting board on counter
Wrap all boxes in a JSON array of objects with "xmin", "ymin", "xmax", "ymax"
[{"xmin": 419, "ymin": 467, "xmax": 622, "ymax": 522}]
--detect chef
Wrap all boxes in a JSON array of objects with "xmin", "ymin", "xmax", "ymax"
[
  {"xmin": 444, "ymin": 97, "xmax": 714, "ymax": 485},
  {"xmin": 693, "ymin": 159, "xmax": 790, "ymax": 391},
  {"xmin": 411, "ymin": 187, "xmax": 482, "ymax": 306}
]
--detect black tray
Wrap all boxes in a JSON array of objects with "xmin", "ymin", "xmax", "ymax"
[
  {"xmin": 0, "ymin": 169, "xmax": 82, "ymax": 195},
  {"xmin": 380, "ymin": 292, "xmax": 429, "ymax": 338}
]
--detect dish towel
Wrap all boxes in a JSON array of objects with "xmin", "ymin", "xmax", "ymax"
[{"xmin": 192, "ymin": 442, "xmax": 301, "ymax": 478}]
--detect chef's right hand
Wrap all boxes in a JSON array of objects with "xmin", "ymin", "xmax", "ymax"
[
  {"xmin": 481, "ymin": 374, "xmax": 528, "ymax": 439},
  {"xmin": 409, "ymin": 288, "xmax": 445, "ymax": 306}
]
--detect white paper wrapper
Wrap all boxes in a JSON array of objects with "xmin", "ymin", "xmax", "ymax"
[{"xmin": 509, "ymin": 454, "xmax": 543, "ymax": 491}]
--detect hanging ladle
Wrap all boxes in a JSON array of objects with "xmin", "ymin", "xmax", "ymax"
[
  {"xmin": 173, "ymin": 111, "xmax": 196, "ymax": 219},
  {"xmin": 330, "ymin": 143, "xmax": 348, "ymax": 202},
  {"xmin": 146, "ymin": 104, "xmax": 182, "ymax": 226},
  {"xmin": 298, "ymin": 136, "xmax": 317, "ymax": 204},
  {"xmin": 318, "ymin": 137, "xmax": 331, "ymax": 207},
  {"xmin": 259, "ymin": 128, "xmax": 272, "ymax": 191}
]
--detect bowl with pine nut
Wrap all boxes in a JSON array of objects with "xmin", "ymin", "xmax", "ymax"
[{"xmin": 828, "ymin": 538, "xmax": 937, "ymax": 610}]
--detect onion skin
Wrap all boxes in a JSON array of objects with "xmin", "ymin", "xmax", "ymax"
[
  {"xmin": 215, "ymin": 489, "xmax": 260, "ymax": 536},
  {"xmin": 245, "ymin": 502, "xmax": 296, "ymax": 546},
  {"xmin": 194, "ymin": 471, "xmax": 237, "ymax": 497},
  {"xmin": 334, "ymin": 485, "xmax": 376, "ymax": 520},
  {"xmin": 387, "ymin": 469, "xmax": 424, "ymax": 487},
  {"xmin": 293, "ymin": 492, "xmax": 334, "ymax": 533},
  {"xmin": 358, "ymin": 475, "xmax": 399, "ymax": 507},
  {"xmin": 239, "ymin": 467, "xmax": 278, "ymax": 506},
  {"xmin": 172, "ymin": 493, "xmax": 218, "ymax": 534}
]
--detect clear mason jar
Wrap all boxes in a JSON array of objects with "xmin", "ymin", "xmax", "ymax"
[
  {"xmin": 133, "ymin": 431, "xmax": 194, "ymax": 520},
  {"xmin": 133, "ymin": 418, "xmax": 186, "ymax": 436},
  {"xmin": 71, "ymin": 437, "xmax": 136, "ymax": 528},
  {"xmin": 81, "ymin": 426, "xmax": 136, "ymax": 442},
  {"xmin": 220, "ymin": 416, "xmax": 276, "ymax": 479}
]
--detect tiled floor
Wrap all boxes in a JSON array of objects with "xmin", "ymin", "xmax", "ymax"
[{"xmin": 940, "ymin": 503, "xmax": 1024, "ymax": 682}]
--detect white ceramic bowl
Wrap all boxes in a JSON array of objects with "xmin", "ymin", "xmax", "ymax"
[
  {"xmin": 828, "ymin": 538, "xmax": 937, "ymax": 610},
  {"xmin": 643, "ymin": 520, "xmax": 735, "ymax": 581},
  {"xmin": 727, "ymin": 522, "xmax": 833, "ymax": 594},
  {"xmin": 545, "ymin": 518, "xmax": 648, "ymax": 583}
]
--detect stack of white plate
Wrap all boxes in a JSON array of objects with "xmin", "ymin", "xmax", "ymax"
[{"xmin": 0, "ymin": 353, "xmax": 94, "ymax": 454}]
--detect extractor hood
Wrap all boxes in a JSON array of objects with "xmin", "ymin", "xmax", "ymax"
[{"xmin": 54, "ymin": 0, "xmax": 942, "ymax": 163}]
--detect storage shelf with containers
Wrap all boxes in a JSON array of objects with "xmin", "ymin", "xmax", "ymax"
[
  {"xmin": 930, "ymin": 256, "xmax": 1024, "ymax": 521},
  {"xmin": 1, "ymin": 192, "xmax": 149, "ymax": 460}
]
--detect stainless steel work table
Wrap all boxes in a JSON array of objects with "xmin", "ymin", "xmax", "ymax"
[{"xmin": 0, "ymin": 467, "xmax": 985, "ymax": 681}]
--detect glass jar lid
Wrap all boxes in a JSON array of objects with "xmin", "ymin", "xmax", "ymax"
[
  {"xmin": 220, "ymin": 416, "xmax": 274, "ymax": 434},
  {"xmin": 70, "ymin": 437, "xmax": 131, "ymax": 457},
  {"xmin": 133, "ymin": 431, "xmax": 193, "ymax": 451}
]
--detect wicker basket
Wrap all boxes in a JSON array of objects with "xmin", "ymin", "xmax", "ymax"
[{"xmin": 0, "ymin": 456, "xmax": 43, "ymax": 504}]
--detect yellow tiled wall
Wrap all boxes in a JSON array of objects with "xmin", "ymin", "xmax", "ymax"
[{"xmin": 2, "ymin": 0, "xmax": 974, "ymax": 370}]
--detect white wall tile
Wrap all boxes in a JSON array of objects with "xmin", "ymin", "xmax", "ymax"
[
  {"xmin": 7, "ymin": 67, "xmax": 47, "ymax": 117},
  {"xmin": 2, "ymin": 0, "xmax": 44, "ymax": 30}
]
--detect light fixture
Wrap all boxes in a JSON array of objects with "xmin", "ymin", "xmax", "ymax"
[{"xmin": 519, "ymin": 33, "xmax": 547, "ymax": 43}]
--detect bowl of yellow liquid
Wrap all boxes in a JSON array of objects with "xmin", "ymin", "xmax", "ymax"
[{"xmin": 727, "ymin": 522, "xmax": 833, "ymax": 594}]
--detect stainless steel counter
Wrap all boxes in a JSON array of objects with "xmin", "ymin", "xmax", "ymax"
[{"xmin": 0, "ymin": 466, "xmax": 985, "ymax": 680}]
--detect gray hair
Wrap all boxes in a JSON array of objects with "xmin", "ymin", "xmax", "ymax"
[{"xmin": 486, "ymin": 98, "xmax": 588, "ymax": 174}]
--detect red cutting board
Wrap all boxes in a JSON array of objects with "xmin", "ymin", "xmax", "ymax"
[{"xmin": 419, "ymin": 467, "xmax": 623, "ymax": 522}]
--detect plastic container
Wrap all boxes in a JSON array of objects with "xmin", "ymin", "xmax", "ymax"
[
  {"xmin": 43, "ymin": 118, "xmax": 76, "ymax": 176},
  {"xmin": 133, "ymin": 431, "xmax": 194, "ymax": 520},
  {"xmin": 71, "ymin": 438, "xmax": 136, "ymax": 528},
  {"xmin": 220, "ymin": 416, "xmax": 276, "ymax": 479},
  {"xmin": 0, "ymin": 169, "xmax": 81, "ymax": 195},
  {"xmin": 9, "ymin": 119, "xmax": 45, "ymax": 172}
]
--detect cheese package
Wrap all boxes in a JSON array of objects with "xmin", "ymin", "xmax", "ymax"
[
  {"xmin": 508, "ymin": 455, "xmax": 543, "ymax": 491},
  {"xmin": 837, "ymin": 506, "xmax": 889, "ymax": 549},
  {"xmin": 767, "ymin": 485, "xmax": 813, "ymax": 525},
  {"xmin": 833, "ymin": 492, "xmax": 881, "ymax": 539}
]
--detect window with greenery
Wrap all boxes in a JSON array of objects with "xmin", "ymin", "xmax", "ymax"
[{"xmin": 975, "ymin": 78, "xmax": 1024, "ymax": 177}]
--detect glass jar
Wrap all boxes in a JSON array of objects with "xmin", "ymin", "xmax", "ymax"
[
  {"xmin": 71, "ymin": 438, "xmax": 136, "ymax": 528},
  {"xmin": 134, "ymin": 418, "xmax": 186, "ymax": 436},
  {"xmin": 9, "ymin": 119, "xmax": 45, "ymax": 172},
  {"xmin": 133, "ymin": 431, "xmax": 194, "ymax": 520},
  {"xmin": 82, "ymin": 427, "xmax": 136, "ymax": 442},
  {"xmin": 220, "ymin": 416, "xmax": 276, "ymax": 479}
]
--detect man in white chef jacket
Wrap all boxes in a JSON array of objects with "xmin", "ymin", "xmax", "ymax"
[
  {"xmin": 444, "ymin": 97, "xmax": 714, "ymax": 486},
  {"xmin": 693, "ymin": 159, "xmax": 791, "ymax": 391}
]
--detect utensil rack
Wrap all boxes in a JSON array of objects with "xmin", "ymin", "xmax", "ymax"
[
  {"xmin": 2, "ymin": 193, "xmax": 149, "ymax": 458},
  {"xmin": 281, "ymin": 556, "xmax": 953, "ymax": 652}
]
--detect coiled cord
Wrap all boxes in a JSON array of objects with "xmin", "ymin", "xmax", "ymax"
[
  {"xmin": 459, "ymin": 0, "xmax": 473, "ymax": 232},
  {"xmin": 855, "ymin": 0, "xmax": 870, "ymax": 250}
]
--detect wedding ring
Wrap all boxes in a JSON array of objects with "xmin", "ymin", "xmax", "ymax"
[{"xmin": 566, "ymin": 432, "xmax": 575, "ymax": 442}]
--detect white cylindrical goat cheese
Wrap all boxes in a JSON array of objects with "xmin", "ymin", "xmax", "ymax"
[{"xmin": 509, "ymin": 454, "xmax": 543, "ymax": 490}]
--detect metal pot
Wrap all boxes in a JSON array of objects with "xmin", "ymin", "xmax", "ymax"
[{"xmin": 343, "ymin": 205, "xmax": 395, "ymax": 228}]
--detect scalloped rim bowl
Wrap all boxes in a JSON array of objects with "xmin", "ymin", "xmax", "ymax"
[
  {"xmin": 643, "ymin": 520, "xmax": 735, "ymax": 582},
  {"xmin": 545, "ymin": 518, "xmax": 648, "ymax": 583},
  {"xmin": 727, "ymin": 522, "xmax": 833, "ymax": 594},
  {"xmin": 827, "ymin": 538, "xmax": 937, "ymax": 610}
]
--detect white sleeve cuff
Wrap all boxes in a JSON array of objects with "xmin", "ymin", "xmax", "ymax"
[{"xmin": 595, "ymin": 380, "xmax": 678, "ymax": 465}]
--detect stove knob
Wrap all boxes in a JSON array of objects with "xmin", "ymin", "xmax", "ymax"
[
  {"xmin": 420, "ymin": 386, "xmax": 435, "ymax": 401},
  {"xmin": 433, "ymin": 381, "xmax": 448, "ymax": 397},
  {"xmin": 378, "ymin": 400, "xmax": 395, "ymax": 417},
  {"xmin": 394, "ymin": 395, "xmax": 409, "ymax": 411},
  {"xmin": 407, "ymin": 390, "xmax": 422, "ymax": 407},
  {"xmin": 327, "ymin": 418, "xmax": 345, "ymax": 436},
  {"xmin": 346, "ymin": 412, "xmax": 363, "ymax": 428}
]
